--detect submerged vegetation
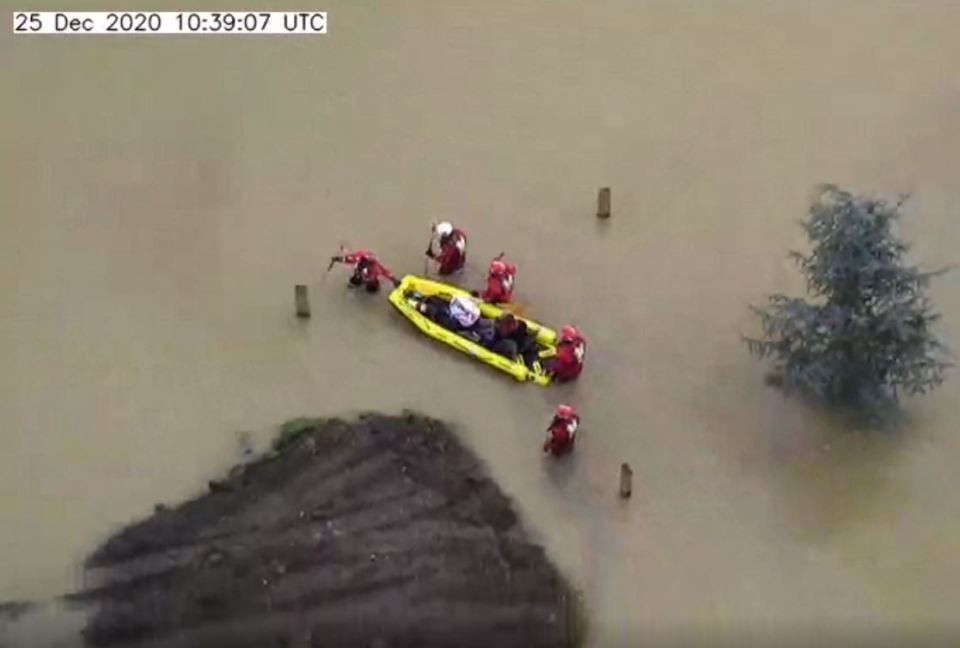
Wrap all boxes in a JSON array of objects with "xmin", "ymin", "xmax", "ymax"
[
  {"xmin": 747, "ymin": 185, "xmax": 951, "ymax": 413},
  {"xmin": 82, "ymin": 413, "xmax": 584, "ymax": 648}
]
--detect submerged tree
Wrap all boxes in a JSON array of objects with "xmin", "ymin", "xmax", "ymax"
[{"xmin": 746, "ymin": 185, "xmax": 950, "ymax": 411}]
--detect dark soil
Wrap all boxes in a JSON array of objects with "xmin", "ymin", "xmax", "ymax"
[{"xmin": 80, "ymin": 413, "xmax": 583, "ymax": 648}]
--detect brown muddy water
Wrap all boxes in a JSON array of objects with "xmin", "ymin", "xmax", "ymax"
[{"xmin": 2, "ymin": 1, "xmax": 960, "ymax": 645}]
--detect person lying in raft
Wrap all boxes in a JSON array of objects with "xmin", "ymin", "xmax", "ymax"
[
  {"xmin": 416, "ymin": 295, "xmax": 496, "ymax": 346},
  {"xmin": 416, "ymin": 294, "xmax": 477, "ymax": 331},
  {"xmin": 544, "ymin": 325, "xmax": 586, "ymax": 382},
  {"xmin": 425, "ymin": 221, "xmax": 468, "ymax": 276},
  {"xmin": 490, "ymin": 313, "xmax": 538, "ymax": 367},
  {"xmin": 330, "ymin": 249, "xmax": 400, "ymax": 293}
]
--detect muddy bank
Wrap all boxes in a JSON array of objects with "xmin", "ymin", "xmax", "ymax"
[{"xmin": 80, "ymin": 413, "xmax": 582, "ymax": 648}]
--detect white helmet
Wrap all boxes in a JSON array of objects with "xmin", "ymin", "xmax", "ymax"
[
  {"xmin": 449, "ymin": 295, "xmax": 480, "ymax": 328},
  {"xmin": 434, "ymin": 221, "xmax": 454, "ymax": 238}
]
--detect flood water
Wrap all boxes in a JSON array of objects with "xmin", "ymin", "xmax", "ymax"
[{"xmin": 3, "ymin": 1, "xmax": 960, "ymax": 645}]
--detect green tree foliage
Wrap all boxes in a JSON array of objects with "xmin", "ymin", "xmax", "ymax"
[{"xmin": 746, "ymin": 185, "xmax": 950, "ymax": 410}]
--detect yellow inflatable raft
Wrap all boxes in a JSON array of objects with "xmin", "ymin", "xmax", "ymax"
[{"xmin": 387, "ymin": 275, "xmax": 556, "ymax": 385}]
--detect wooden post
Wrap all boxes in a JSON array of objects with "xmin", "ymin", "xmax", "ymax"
[
  {"xmin": 619, "ymin": 462, "xmax": 632, "ymax": 498},
  {"xmin": 597, "ymin": 187, "xmax": 611, "ymax": 219},
  {"xmin": 295, "ymin": 284, "xmax": 310, "ymax": 318}
]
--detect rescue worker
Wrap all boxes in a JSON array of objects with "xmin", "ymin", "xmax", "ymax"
[
  {"xmin": 330, "ymin": 249, "xmax": 399, "ymax": 293},
  {"xmin": 544, "ymin": 404, "xmax": 579, "ymax": 456},
  {"xmin": 478, "ymin": 256, "xmax": 517, "ymax": 304},
  {"xmin": 425, "ymin": 221, "xmax": 467, "ymax": 275},
  {"xmin": 545, "ymin": 325, "xmax": 586, "ymax": 382}
]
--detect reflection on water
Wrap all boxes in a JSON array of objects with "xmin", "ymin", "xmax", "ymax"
[{"xmin": 2, "ymin": 1, "xmax": 959, "ymax": 645}]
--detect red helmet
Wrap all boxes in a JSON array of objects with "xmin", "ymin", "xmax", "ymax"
[
  {"xmin": 489, "ymin": 259, "xmax": 508, "ymax": 276},
  {"xmin": 555, "ymin": 404, "xmax": 576, "ymax": 420},
  {"xmin": 559, "ymin": 325, "xmax": 581, "ymax": 342}
]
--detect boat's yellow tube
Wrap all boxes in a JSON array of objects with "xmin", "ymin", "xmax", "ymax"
[{"xmin": 387, "ymin": 275, "xmax": 555, "ymax": 385}]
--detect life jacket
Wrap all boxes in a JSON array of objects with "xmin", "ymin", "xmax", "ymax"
[
  {"xmin": 546, "ymin": 415, "xmax": 578, "ymax": 454},
  {"xmin": 436, "ymin": 229, "xmax": 467, "ymax": 274},
  {"xmin": 482, "ymin": 263, "xmax": 516, "ymax": 302},
  {"xmin": 553, "ymin": 339, "xmax": 585, "ymax": 380}
]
